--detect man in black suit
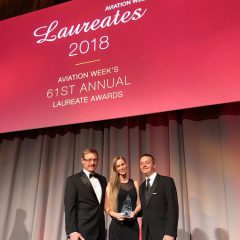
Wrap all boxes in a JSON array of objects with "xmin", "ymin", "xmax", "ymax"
[
  {"xmin": 64, "ymin": 148, "xmax": 107, "ymax": 240},
  {"xmin": 139, "ymin": 153, "xmax": 179, "ymax": 240}
]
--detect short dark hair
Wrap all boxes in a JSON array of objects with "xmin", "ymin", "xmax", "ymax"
[{"xmin": 140, "ymin": 153, "xmax": 155, "ymax": 164}]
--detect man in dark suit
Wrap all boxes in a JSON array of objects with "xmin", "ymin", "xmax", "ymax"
[
  {"xmin": 64, "ymin": 148, "xmax": 107, "ymax": 240},
  {"xmin": 139, "ymin": 153, "xmax": 179, "ymax": 240}
]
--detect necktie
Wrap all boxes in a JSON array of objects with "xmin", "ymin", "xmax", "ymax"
[{"xmin": 146, "ymin": 178, "xmax": 151, "ymax": 200}]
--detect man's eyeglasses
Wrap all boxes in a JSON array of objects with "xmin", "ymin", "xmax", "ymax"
[{"xmin": 83, "ymin": 158, "xmax": 98, "ymax": 163}]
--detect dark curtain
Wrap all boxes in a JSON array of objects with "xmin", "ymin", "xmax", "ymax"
[{"xmin": 0, "ymin": 0, "xmax": 69, "ymax": 20}]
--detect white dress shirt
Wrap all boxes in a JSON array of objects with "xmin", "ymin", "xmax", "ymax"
[
  {"xmin": 83, "ymin": 169, "xmax": 102, "ymax": 203},
  {"xmin": 146, "ymin": 171, "xmax": 157, "ymax": 187}
]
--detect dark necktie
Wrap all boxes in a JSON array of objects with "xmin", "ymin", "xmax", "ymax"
[{"xmin": 146, "ymin": 178, "xmax": 151, "ymax": 200}]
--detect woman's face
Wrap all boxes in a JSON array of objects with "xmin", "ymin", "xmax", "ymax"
[{"xmin": 115, "ymin": 159, "xmax": 127, "ymax": 176}]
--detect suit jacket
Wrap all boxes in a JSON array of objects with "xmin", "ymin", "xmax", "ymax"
[
  {"xmin": 64, "ymin": 170, "xmax": 107, "ymax": 240},
  {"xmin": 139, "ymin": 174, "xmax": 179, "ymax": 240}
]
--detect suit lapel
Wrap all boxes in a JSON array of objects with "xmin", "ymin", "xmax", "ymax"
[
  {"xmin": 141, "ymin": 180, "xmax": 147, "ymax": 207},
  {"xmin": 79, "ymin": 170, "xmax": 99, "ymax": 203}
]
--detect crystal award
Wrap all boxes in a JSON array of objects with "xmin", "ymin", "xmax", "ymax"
[{"xmin": 120, "ymin": 194, "xmax": 132, "ymax": 217}]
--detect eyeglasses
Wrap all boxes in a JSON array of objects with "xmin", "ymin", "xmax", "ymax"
[{"xmin": 83, "ymin": 158, "xmax": 98, "ymax": 163}]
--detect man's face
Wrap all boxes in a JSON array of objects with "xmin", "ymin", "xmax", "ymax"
[
  {"xmin": 81, "ymin": 152, "xmax": 98, "ymax": 173},
  {"xmin": 140, "ymin": 156, "xmax": 155, "ymax": 177}
]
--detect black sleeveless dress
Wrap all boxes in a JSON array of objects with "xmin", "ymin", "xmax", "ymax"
[{"xmin": 109, "ymin": 179, "xmax": 139, "ymax": 240}]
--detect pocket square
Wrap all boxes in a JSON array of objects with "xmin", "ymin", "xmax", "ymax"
[{"xmin": 152, "ymin": 192, "xmax": 157, "ymax": 195}]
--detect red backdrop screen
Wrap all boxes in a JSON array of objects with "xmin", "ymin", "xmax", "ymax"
[{"xmin": 1, "ymin": 0, "xmax": 240, "ymax": 133}]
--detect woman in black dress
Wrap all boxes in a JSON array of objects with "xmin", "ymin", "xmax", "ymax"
[{"xmin": 105, "ymin": 156, "xmax": 141, "ymax": 240}]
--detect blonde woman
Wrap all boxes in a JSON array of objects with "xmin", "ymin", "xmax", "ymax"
[{"xmin": 105, "ymin": 156, "xmax": 141, "ymax": 240}]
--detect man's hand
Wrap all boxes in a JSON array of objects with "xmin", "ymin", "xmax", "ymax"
[
  {"xmin": 163, "ymin": 235, "xmax": 174, "ymax": 240},
  {"xmin": 69, "ymin": 232, "xmax": 85, "ymax": 240}
]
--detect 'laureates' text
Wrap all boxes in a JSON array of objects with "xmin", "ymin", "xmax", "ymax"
[{"xmin": 33, "ymin": 8, "xmax": 147, "ymax": 44}]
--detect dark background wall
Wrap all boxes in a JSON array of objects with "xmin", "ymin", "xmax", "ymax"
[{"xmin": 0, "ymin": 0, "xmax": 69, "ymax": 20}]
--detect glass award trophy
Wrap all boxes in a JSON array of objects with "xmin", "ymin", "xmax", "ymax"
[{"xmin": 120, "ymin": 194, "xmax": 132, "ymax": 218}]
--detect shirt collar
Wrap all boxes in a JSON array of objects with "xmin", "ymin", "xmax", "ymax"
[
  {"xmin": 83, "ymin": 168, "xmax": 94, "ymax": 178},
  {"xmin": 146, "ymin": 172, "xmax": 157, "ymax": 185}
]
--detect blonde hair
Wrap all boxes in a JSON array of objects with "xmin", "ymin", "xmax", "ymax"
[{"xmin": 107, "ymin": 156, "xmax": 126, "ymax": 212}]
